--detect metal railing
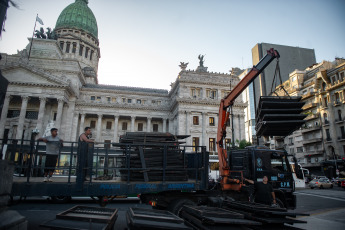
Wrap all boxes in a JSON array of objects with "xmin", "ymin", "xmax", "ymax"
[{"xmin": 1, "ymin": 139, "xmax": 208, "ymax": 189}]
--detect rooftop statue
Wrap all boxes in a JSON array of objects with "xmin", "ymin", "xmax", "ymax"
[
  {"xmin": 179, "ymin": 62, "xmax": 189, "ymax": 71},
  {"xmin": 198, "ymin": 54, "xmax": 205, "ymax": 67},
  {"xmin": 35, "ymin": 27, "xmax": 46, "ymax": 39}
]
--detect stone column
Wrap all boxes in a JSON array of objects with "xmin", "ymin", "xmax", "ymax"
[
  {"xmin": 96, "ymin": 114, "xmax": 103, "ymax": 142},
  {"xmin": 185, "ymin": 112, "xmax": 190, "ymax": 135},
  {"xmin": 36, "ymin": 97, "xmax": 47, "ymax": 134},
  {"xmin": 71, "ymin": 112, "xmax": 79, "ymax": 141},
  {"xmin": 163, "ymin": 118, "xmax": 167, "ymax": 133},
  {"xmin": 131, "ymin": 116, "xmax": 135, "ymax": 132},
  {"xmin": 202, "ymin": 112, "xmax": 206, "ymax": 146},
  {"xmin": 0, "ymin": 95, "xmax": 12, "ymax": 139},
  {"xmin": 55, "ymin": 99, "xmax": 64, "ymax": 130},
  {"xmin": 79, "ymin": 113, "xmax": 86, "ymax": 135},
  {"xmin": 217, "ymin": 89, "xmax": 221, "ymax": 100},
  {"xmin": 114, "ymin": 115, "xmax": 119, "ymax": 142},
  {"xmin": 16, "ymin": 96, "xmax": 29, "ymax": 139},
  {"xmin": 147, "ymin": 117, "xmax": 152, "ymax": 132},
  {"xmin": 169, "ymin": 118, "xmax": 173, "ymax": 134}
]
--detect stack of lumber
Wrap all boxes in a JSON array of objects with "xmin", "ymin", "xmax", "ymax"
[
  {"xmin": 255, "ymin": 96, "xmax": 306, "ymax": 137},
  {"xmin": 119, "ymin": 132, "xmax": 189, "ymax": 182}
]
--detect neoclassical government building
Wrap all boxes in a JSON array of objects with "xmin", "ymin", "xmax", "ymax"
[{"xmin": 0, "ymin": 0, "xmax": 246, "ymax": 154}]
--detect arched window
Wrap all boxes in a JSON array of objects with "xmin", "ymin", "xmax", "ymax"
[{"xmin": 322, "ymin": 82, "xmax": 326, "ymax": 91}]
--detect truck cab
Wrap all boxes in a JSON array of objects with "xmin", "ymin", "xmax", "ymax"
[{"xmin": 229, "ymin": 146, "xmax": 296, "ymax": 209}]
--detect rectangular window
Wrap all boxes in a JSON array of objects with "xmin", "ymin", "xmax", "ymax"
[
  {"xmin": 90, "ymin": 50, "xmax": 93, "ymax": 60},
  {"xmin": 91, "ymin": 96, "xmax": 95, "ymax": 101},
  {"xmin": 157, "ymin": 101, "xmax": 161, "ymax": 105},
  {"xmin": 340, "ymin": 126, "xmax": 345, "ymax": 138},
  {"xmin": 138, "ymin": 123, "xmax": 143, "ymax": 131},
  {"xmin": 127, "ymin": 99, "xmax": 132, "ymax": 103},
  {"xmin": 153, "ymin": 124, "xmax": 159, "ymax": 132},
  {"xmin": 65, "ymin": 42, "xmax": 70, "ymax": 53},
  {"xmin": 207, "ymin": 89, "xmax": 217, "ymax": 99},
  {"xmin": 209, "ymin": 117, "xmax": 215, "ymax": 126},
  {"xmin": 137, "ymin": 99, "xmax": 141, "ymax": 104},
  {"xmin": 60, "ymin": 42, "xmax": 64, "ymax": 50},
  {"xmin": 324, "ymin": 97, "xmax": 328, "ymax": 106},
  {"xmin": 209, "ymin": 138, "xmax": 216, "ymax": 151},
  {"xmin": 122, "ymin": 98, "xmax": 126, "ymax": 103},
  {"xmin": 90, "ymin": 120, "xmax": 96, "ymax": 129},
  {"xmin": 72, "ymin": 43, "xmax": 76, "ymax": 53},
  {"xmin": 325, "ymin": 129, "xmax": 331, "ymax": 140},
  {"xmin": 225, "ymin": 139, "xmax": 231, "ymax": 151},
  {"xmin": 106, "ymin": 97, "xmax": 111, "ymax": 102},
  {"xmin": 106, "ymin": 121, "xmax": 112, "ymax": 130},
  {"xmin": 25, "ymin": 111, "xmax": 38, "ymax": 120},
  {"xmin": 85, "ymin": 47, "xmax": 89, "ymax": 58},
  {"xmin": 289, "ymin": 138, "xmax": 293, "ymax": 145},
  {"xmin": 122, "ymin": 122, "xmax": 127, "ymax": 130},
  {"xmin": 193, "ymin": 116, "xmax": 199, "ymax": 125},
  {"xmin": 192, "ymin": 137, "xmax": 200, "ymax": 152},
  {"xmin": 79, "ymin": 45, "xmax": 84, "ymax": 56},
  {"xmin": 297, "ymin": 147, "xmax": 303, "ymax": 153},
  {"xmin": 7, "ymin": 110, "xmax": 20, "ymax": 118},
  {"xmin": 152, "ymin": 100, "xmax": 156, "ymax": 104},
  {"xmin": 53, "ymin": 112, "xmax": 57, "ymax": 121},
  {"xmin": 96, "ymin": 96, "xmax": 101, "ymax": 101}
]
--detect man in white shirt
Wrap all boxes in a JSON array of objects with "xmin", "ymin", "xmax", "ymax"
[{"xmin": 38, "ymin": 128, "xmax": 63, "ymax": 182}]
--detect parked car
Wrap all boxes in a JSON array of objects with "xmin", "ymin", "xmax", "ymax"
[
  {"xmin": 309, "ymin": 178, "xmax": 333, "ymax": 189},
  {"xmin": 341, "ymin": 180, "xmax": 345, "ymax": 190},
  {"xmin": 335, "ymin": 177, "xmax": 345, "ymax": 187}
]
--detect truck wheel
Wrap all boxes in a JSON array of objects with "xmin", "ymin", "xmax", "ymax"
[
  {"xmin": 330, "ymin": 185, "xmax": 333, "ymax": 189},
  {"xmin": 275, "ymin": 198, "xmax": 284, "ymax": 208},
  {"xmin": 168, "ymin": 199, "xmax": 196, "ymax": 216},
  {"xmin": 51, "ymin": 196, "xmax": 71, "ymax": 204}
]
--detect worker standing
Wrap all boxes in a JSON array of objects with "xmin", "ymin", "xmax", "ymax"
[
  {"xmin": 38, "ymin": 128, "xmax": 63, "ymax": 182},
  {"xmin": 244, "ymin": 175, "xmax": 277, "ymax": 206},
  {"xmin": 78, "ymin": 127, "xmax": 94, "ymax": 181}
]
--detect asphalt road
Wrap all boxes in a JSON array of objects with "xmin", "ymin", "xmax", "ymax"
[{"xmin": 6, "ymin": 186, "xmax": 345, "ymax": 230}]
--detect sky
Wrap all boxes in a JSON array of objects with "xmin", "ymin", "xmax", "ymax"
[{"xmin": 1, "ymin": 0, "xmax": 344, "ymax": 90}]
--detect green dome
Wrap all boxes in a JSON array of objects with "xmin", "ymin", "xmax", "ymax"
[{"xmin": 55, "ymin": 0, "xmax": 98, "ymax": 38}]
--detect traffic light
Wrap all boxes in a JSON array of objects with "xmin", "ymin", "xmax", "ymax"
[{"xmin": 255, "ymin": 96, "xmax": 307, "ymax": 136}]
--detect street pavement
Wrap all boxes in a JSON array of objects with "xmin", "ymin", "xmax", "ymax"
[{"xmin": 5, "ymin": 186, "xmax": 345, "ymax": 230}]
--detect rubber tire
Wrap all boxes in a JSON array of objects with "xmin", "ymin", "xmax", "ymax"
[
  {"xmin": 51, "ymin": 196, "xmax": 71, "ymax": 204},
  {"xmin": 320, "ymin": 185, "xmax": 323, "ymax": 189},
  {"xmin": 275, "ymin": 198, "xmax": 285, "ymax": 208},
  {"xmin": 168, "ymin": 199, "xmax": 196, "ymax": 216},
  {"xmin": 330, "ymin": 185, "xmax": 333, "ymax": 189},
  {"xmin": 310, "ymin": 187, "xmax": 314, "ymax": 189}
]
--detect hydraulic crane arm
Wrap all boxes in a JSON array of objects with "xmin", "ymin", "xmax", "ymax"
[{"xmin": 216, "ymin": 48, "xmax": 280, "ymax": 190}]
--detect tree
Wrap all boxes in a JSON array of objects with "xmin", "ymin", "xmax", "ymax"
[{"xmin": 236, "ymin": 139, "xmax": 252, "ymax": 149}]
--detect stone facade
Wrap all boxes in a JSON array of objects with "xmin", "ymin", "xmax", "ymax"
[
  {"xmin": 273, "ymin": 58, "xmax": 345, "ymax": 171},
  {"xmin": 0, "ymin": 40, "xmax": 246, "ymax": 154}
]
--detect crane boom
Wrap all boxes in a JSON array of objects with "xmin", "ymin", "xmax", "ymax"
[{"xmin": 216, "ymin": 48, "xmax": 280, "ymax": 190}]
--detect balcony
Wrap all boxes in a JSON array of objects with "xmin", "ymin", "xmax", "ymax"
[
  {"xmin": 302, "ymin": 102, "xmax": 318, "ymax": 110},
  {"xmin": 335, "ymin": 118, "xmax": 344, "ymax": 124},
  {"xmin": 301, "ymin": 125, "xmax": 321, "ymax": 133},
  {"xmin": 301, "ymin": 91, "xmax": 316, "ymax": 99},
  {"xmin": 338, "ymin": 136, "xmax": 345, "ymax": 141},
  {"xmin": 302, "ymin": 138, "xmax": 323, "ymax": 145},
  {"xmin": 304, "ymin": 114, "xmax": 319, "ymax": 121},
  {"xmin": 305, "ymin": 150, "xmax": 324, "ymax": 156},
  {"xmin": 323, "ymin": 120, "xmax": 330, "ymax": 126}
]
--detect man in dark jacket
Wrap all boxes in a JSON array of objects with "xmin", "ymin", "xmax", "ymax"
[{"xmin": 245, "ymin": 175, "xmax": 276, "ymax": 205}]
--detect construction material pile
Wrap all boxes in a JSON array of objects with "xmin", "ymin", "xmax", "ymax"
[
  {"xmin": 255, "ymin": 96, "xmax": 306, "ymax": 137},
  {"xmin": 180, "ymin": 205, "xmax": 260, "ymax": 230},
  {"xmin": 127, "ymin": 207, "xmax": 192, "ymax": 230},
  {"xmin": 221, "ymin": 200, "xmax": 308, "ymax": 229},
  {"xmin": 119, "ymin": 132, "xmax": 189, "ymax": 182}
]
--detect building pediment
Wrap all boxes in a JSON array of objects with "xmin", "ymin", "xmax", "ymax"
[{"xmin": 2, "ymin": 63, "xmax": 69, "ymax": 87}]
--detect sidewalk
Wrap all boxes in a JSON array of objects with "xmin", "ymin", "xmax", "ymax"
[{"xmin": 294, "ymin": 208, "xmax": 345, "ymax": 230}]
